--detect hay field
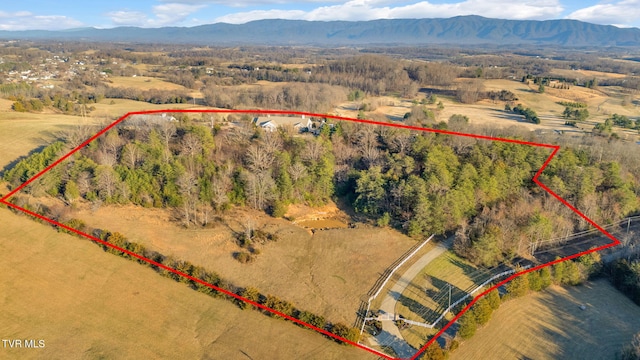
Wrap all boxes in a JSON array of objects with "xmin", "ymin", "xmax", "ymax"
[
  {"xmin": 451, "ymin": 280, "xmax": 640, "ymax": 360},
  {"xmin": 107, "ymin": 76, "xmax": 189, "ymax": 91},
  {"xmin": 90, "ymin": 98, "xmax": 204, "ymax": 118},
  {"xmin": 0, "ymin": 111, "xmax": 85, "ymax": 174},
  {"xmin": 0, "ymin": 208, "xmax": 373, "ymax": 360},
  {"xmin": 68, "ymin": 203, "xmax": 418, "ymax": 324}
]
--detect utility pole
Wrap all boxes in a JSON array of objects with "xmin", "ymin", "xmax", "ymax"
[
  {"xmin": 627, "ymin": 218, "xmax": 631, "ymax": 235},
  {"xmin": 448, "ymin": 283, "xmax": 452, "ymax": 313}
]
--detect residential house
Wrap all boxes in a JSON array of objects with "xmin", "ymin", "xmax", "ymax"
[{"xmin": 253, "ymin": 115, "xmax": 312, "ymax": 133}]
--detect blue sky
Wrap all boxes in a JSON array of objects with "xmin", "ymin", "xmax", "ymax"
[{"xmin": 1, "ymin": 0, "xmax": 639, "ymax": 30}]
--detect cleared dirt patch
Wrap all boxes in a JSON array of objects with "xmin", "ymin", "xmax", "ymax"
[
  {"xmin": 451, "ymin": 280, "xmax": 640, "ymax": 360},
  {"xmin": 297, "ymin": 219, "xmax": 348, "ymax": 229}
]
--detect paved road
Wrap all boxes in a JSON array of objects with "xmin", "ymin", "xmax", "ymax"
[{"xmin": 371, "ymin": 236, "xmax": 454, "ymax": 358}]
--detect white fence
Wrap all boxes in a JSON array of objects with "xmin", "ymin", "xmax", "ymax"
[
  {"xmin": 370, "ymin": 234, "xmax": 435, "ymax": 301},
  {"xmin": 358, "ymin": 234, "xmax": 434, "ymax": 339}
]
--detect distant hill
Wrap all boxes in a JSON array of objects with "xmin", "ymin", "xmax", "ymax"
[{"xmin": 1, "ymin": 16, "xmax": 640, "ymax": 47}]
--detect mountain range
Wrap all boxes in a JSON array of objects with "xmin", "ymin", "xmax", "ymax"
[{"xmin": 1, "ymin": 16, "xmax": 639, "ymax": 47}]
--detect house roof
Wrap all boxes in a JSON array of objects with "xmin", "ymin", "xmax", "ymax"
[{"xmin": 254, "ymin": 116, "xmax": 309, "ymax": 128}]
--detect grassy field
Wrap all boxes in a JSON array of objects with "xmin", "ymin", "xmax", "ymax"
[
  {"xmin": 0, "ymin": 207, "xmax": 375, "ymax": 360},
  {"xmin": 105, "ymin": 76, "xmax": 204, "ymax": 99},
  {"xmin": 0, "ymin": 111, "xmax": 86, "ymax": 176},
  {"xmin": 90, "ymin": 98, "xmax": 204, "ymax": 119},
  {"xmin": 451, "ymin": 280, "xmax": 640, "ymax": 360},
  {"xmin": 0, "ymin": 117, "xmax": 374, "ymax": 360},
  {"xmin": 67, "ymin": 203, "xmax": 419, "ymax": 324},
  {"xmin": 396, "ymin": 251, "xmax": 496, "ymax": 349},
  {"xmin": 107, "ymin": 76, "xmax": 189, "ymax": 91},
  {"xmin": 344, "ymin": 78, "xmax": 639, "ymax": 138}
]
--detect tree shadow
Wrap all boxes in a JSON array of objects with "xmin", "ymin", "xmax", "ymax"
[
  {"xmin": 398, "ymin": 276, "xmax": 466, "ymax": 324},
  {"xmin": 375, "ymin": 329, "xmax": 416, "ymax": 359}
]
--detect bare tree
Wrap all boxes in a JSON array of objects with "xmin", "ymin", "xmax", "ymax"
[
  {"xmin": 244, "ymin": 171, "xmax": 275, "ymax": 210},
  {"xmin": 245, "ymin": 144, "xmax": 273, "ymax": 174},
  {"xmin": 76, "ymin": 171, "xmax": 93, "ymax": 196},
  {"xmin": 177, "ymin": 171, "xmax": 198, "ymax": 226},
  {"xmin": 288, "ymin": 162, "xmax": 307, "ymax": 183},
  {"xmin": 388, "ymin": 130, "xmax": 413, "ymax": 155},
  {"xmin": 332, "ymin": 138, "xmax": 358, "ymax": 165},
  {"xmin": 121, "ymin": 143, "xmax": 141, "ymax": 169},
  {"xmin": 63, "ymin": 123, "xmax": 95, "ymax": 149},
  {"xmin": 358, "ymin": 126, "xmax": 380, "ymax": 167},
  {"xmin": 181, "ymin": 133, "xmax": 203, "ymax": 157},
  {"xmin": 456, "ymin": 79, "xmax": 484, "ymax": 104},
  {"xmin": 157, "ymin": 121, "xmax": 177, "ymax": 148},
  {"xmin": 96, "ymin": 168, "xmax": 118, "ymax": 200},
  {"xmin": 181, "ymin": 133, "xmax": 203, "ymax": 174},
  {"xmin": 211, "ymin": 173, "xmax": 230, "ymax": 212},
  {"xmin": 261, "ymin": 131, "xmax": 283, "ymax": 155},
  {"xmin": 301, "ymin": 139, "xmax": 324, "ymax": 164}
]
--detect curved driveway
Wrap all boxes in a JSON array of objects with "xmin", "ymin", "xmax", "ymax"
[{"xmin": 372, "ymin": 237, "xmax": 453, "ymax": 358}]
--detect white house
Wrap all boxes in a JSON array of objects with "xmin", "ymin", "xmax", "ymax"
[{"xmin": 253, "ymin": 115, "xmax": 312, "ymax": 133}]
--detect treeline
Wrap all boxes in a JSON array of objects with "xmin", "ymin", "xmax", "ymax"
[
  {"xmin": 311, "ymin": 55, "xmax": 418, "ymax": 97},
  {"xmin": 562, "ymin": 106, "xmax": 589, "ymax": 121},
  {"xmin": 93, "ymin": 229, "xmax": 360, "ymax": 344},
  {"xmin": 203, "ymin": 82, "xmax": 347, "ymax": 113},
  {"xmin": 421, "ymin": 253, "xmax": 602, "ymax": 359},
  {"xmin": 3, "ymin": 141, "xmax": 66, "ymax": 185},
  {"xmin": 606, "ymin": 259, "xmax": 640, "ymax": 306},
  {"xmin": 10, "ymin": 92, "xmax": 99, "ymax": 115},
  {"xmin": 507, "ymin": 103, "xmax": 540, "ymax": 124},
  {"xmin": 610, "ymin": 113, "xmax": 640, "ymax": 130},
  {"xmin": 103, "ymin": 86, "xmax": 190, "ymax": 104}
]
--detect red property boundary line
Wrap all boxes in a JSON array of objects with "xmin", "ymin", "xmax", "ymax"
[{"xmin": 0, "ymin": 109, "xmax": 622, "ymax": 360}]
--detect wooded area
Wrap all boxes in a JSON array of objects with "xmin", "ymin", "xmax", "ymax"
[{"xmin": 5, "ymin": 113, "xmax": 639, "ymax": 269}]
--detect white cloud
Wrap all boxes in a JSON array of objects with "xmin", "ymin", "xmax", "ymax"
[
  {"xmin": 214, "ymin": 9, "xmax": 306, "ymax": 24},
  {"xmin": 566, "ymin": 0, "xmax": 640, "ymax": 27},
  {"xmin": 107, "ymin": 10, "xmax": 148, "ymax": 26},
  {"xmin": 214, "ymin": 0, "xmax": 564, "ymax": 24},
  {"xmin": 107, "ymin": 3, "xmax": 206, "ymax": 27},
  {"xmin": 0, "ymin": 11, "xmax": 83, "ymax": 30},
  {"xmin": 160, "ymin": 0, "xmax": 341, "ymax": 7}
]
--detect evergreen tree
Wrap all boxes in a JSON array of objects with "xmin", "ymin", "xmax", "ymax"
[{"xmin": 458, "ymin": 310, "xmax": 477, "ymax": 339}]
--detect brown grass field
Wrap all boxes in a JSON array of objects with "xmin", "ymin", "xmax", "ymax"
[
  {"xmin": 67, "ymin": 202, "xmax": 418, "ymax": 325},
  {"xmin": 0, "ymin": 208, "xmax": 374, "ymax": 360},
  {"xmin": 343, "ymin": 78, "xmax": 639, "ymax": 139},
  {"xmin": 90, "ymin": 98, "xmax": 204, "ymax": 119},
  {"xmin": 0, "ymin": 116, "xmax": 374, "ymax": 360},
  {"xmin": 107, "ymin": 76, "xmax": 189, "ymax": 91},
  {"xmin": 451, "ymin": 280, "xmax": 640, "ymax": 360},
  {"xmin": 0, "ymin": 111, "xmax": 85, "ymax": 176}
]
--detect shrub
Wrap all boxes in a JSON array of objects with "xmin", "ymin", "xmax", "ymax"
[{"xmin": 234, "ymin": 251, "xmax": 254, "ymax": 263}]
